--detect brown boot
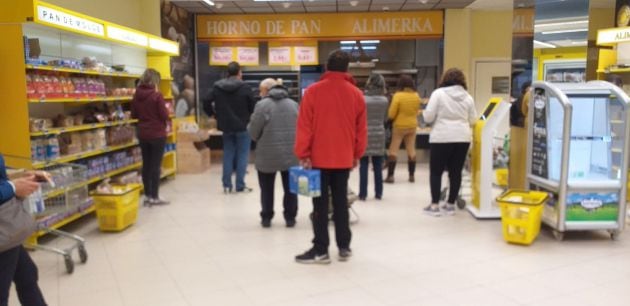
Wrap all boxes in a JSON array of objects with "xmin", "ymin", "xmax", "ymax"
[
  {"xmin": 384, "ymin": 156, "xmax": 396, "ymax": 183},
  {"xmin": 408, "ymin": 157, "xmax": 416, "ymax": 182}
]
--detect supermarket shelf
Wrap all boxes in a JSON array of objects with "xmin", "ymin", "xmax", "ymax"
[
  {"xmin": 31, "ymin": 119, "xmax": 138, "ymax": 137},
  {"xmin": 33, "ymin": 141, "xmax": 139, "ymax": 169},
  {"xmin": 612, "ymin": 148, "xmax": 623, "ymax": 153},
  {"xmin": 611, "ymin": 120, "xmax": 624, "ymax": 125},
  {"xmin": 33, "ymin": 205, "xmax": 96, "ymax": 238},
  {"xmin": 43, "ymin": 162, "xmax": 142, "ymax": 199},
  {"xmin": 26, "ymin": 64, "xmax": 142, "ymax": 78},
  {"xmin": 28, "ymin": 96, "xmax": 133, "ymax": 103},
  {"xmin": 598, "ymin": 68, "xmax": 630, "ymax": 74}
]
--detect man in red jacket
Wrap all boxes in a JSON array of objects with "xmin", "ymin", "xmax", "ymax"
[{"xmin": 294, "ymin": 50, "xmax": 367, "ymax": 264}]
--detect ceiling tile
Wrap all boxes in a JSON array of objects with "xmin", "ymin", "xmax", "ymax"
[
  {"xmin": 241, "ymin": 7, "xmax": 275, "ymax": 13},
  {"xmin": 338, "ymin": 5, "xmax": 370, "ymax": 12},
  {"xmin": 306, "ymin": 5, "xmax": 338, "ymax": 12}
]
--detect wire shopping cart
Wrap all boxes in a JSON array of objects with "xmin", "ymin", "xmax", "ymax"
[{"xmin": 25, "ymin": 164, "xmax": 91, "ymax": 274}]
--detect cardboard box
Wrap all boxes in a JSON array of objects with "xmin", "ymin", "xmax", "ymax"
[
  {"xmin": 177, "ymin": 147, "xmax": 210, "ymax": 174},
  {"xmin": 177, "ymin": 130, "xmax": 209, "ymax": 143},
  {"xmin": 176, "ymin": 128, "xmax": 211, "ymax": 174}
]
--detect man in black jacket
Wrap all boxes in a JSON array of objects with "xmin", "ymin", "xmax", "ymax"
[{"xmin": 204, "ymin": 62, "xmax": 256, "ymax": 193}]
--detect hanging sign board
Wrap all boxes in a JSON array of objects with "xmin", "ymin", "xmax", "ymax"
[
  {"xmin": 236, "ymin": 47, "xmax": 260, "ymax": 65},
  {"xmin": 269, "ymin": 47, "xmax": 292, "ymax": 66},
  {"xmin": 197, "ymin": 11, "xmax": 443, "ymax": 40}
]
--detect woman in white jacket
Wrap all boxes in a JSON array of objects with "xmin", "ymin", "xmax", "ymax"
[{"xmin": 422, "ymin": 68, "xmax": 477, "ymax": 216}]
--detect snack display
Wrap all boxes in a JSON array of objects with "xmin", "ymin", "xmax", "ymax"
[{"xmin": 80, "ymin": 147, "xmax": 142, "ymax": 178}]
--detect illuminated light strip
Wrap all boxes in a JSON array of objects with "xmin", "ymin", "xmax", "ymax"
[
  {"xmin": 541, "ymin": 28, "xmax": 588, "ymax": 35},
  {"xmin": 533, "ymin": 40, "xmax": 556, "ymax": 48},
  {"xmin": 107, "ymin": 25, "xmax": 148, "ymax": 47},
  {"xmin": 149, "ymin": 38, "xmax": 179, "ymax": 55},
  {"xmin": 36, "ymin": 5, "xmax": 105, "ymax": 37}
]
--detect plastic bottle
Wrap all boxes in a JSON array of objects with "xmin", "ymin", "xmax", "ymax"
[{"xmin": 47, "ymin": 135, "xmax": 60, "ymax": 160}]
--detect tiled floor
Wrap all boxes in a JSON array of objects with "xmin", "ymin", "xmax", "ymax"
[{"xmin": 9, "ymin": 164, "xmax": 630, "ymax": 306}]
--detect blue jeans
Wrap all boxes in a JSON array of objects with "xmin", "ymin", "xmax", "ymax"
[
  {"xmin": 222, "ymin": 131, "xmax": 251, "ymax": 191},
  {"xmin": 359, "ymin": 156, "xmax": 384, "ymax": 199}
]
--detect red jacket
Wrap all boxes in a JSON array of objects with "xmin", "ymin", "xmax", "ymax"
[
  {"xmin": 131, "ymin": 84, "xmax": 170, "ymax": 140},
  {"xmin": 295, "ymin": 71, "xmax": 367, "ymax": 169}
]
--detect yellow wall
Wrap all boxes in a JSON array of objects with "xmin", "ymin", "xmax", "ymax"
[
  {"xmin": 444, "ymin": 9, "xmax": 513, "ymax": 80},
  {"xmin": 471, "ymin": 10, "xmax": 513, "ymax": 59},
  {"xmin": 444, "ymin": 9, "xmax": 472, "ymax": 78},
  {"xmin": 46, "ymin": 0, "xmax": 160, "ymax": 35},
  {"xmin": 589, "ymin": 8, "xmax": 614, "ymax": 41}
]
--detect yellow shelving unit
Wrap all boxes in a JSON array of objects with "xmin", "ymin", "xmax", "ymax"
[
  {"xmin": 30, "ymin": 119, "xmax": 138, "ymax": 136},
  {"xmin": 0, "ymin": 0, "xmax": 179, "ymax": 239},
  {"xmin": 28, "ymin": 96, "xmax": 133, "ymax": 103},
  {"xmin": 26, "ymin": 64, "xmax": 142, "ymax": 78}
]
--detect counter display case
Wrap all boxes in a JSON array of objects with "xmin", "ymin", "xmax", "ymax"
[{"xmin": 527, "ymin": 81, "xmax": 630, "ymax": 240}]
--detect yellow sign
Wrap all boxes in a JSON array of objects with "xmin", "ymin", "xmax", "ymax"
[
  {"xmin": 268, "ymin": 41, "xmax": 318, "ymax": 66},
  {"xmin": 32, "ymin": 1, "xmax": 179, "ymax": 55},
  {"xmin": 513, "ymin": 9, "xmax": 534, "ymax": 35},
  {"xmin": 597, "ymin": 26, "xmax": 630, "ymax": 45},
  {"xmin": 197, "ymin": 11, "xmax": 443, "ymax": 40},
  {"xmin": 209, "ymin": 42, "xmax": 259, "ymax": 66}
]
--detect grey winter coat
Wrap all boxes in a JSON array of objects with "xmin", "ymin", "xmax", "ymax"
[
  {"xmin": 248, "ymin": 86, "xmax": 299, "ymax": 173},
  {"xmin": 363, "ymin": 92, "xmax": 389, "ymax": 156}
]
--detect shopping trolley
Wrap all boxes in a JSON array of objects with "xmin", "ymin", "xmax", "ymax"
[{"xmin": 25, "ymin": 164, "xmax": 90, "ymax": 274}]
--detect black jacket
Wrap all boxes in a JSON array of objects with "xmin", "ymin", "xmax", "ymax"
[{"xmin": 204, "ymin": 77, "xmax": 255, "ymax": 133}]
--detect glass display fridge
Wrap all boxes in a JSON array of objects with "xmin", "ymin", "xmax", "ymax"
[{"xmin": 527, "ymin": 81, "xmax": 630, "ymax": 240}]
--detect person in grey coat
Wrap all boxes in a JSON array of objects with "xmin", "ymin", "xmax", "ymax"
[
  {"xmin": 248, "ymin": 78, "xmax": 299, "ymax": 228},
  {"xmin": 359, "ymin": 73, "xmax": 389, "ymax": 201}
]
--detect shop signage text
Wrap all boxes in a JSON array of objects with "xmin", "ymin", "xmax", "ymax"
[
  {"xmin": 107, "ymin": 25, "xmax": 148, "ymax": 47},
  {"xmin": 197, "ymin": 12, "xmax": 443, "ymax": 39},
  {"xmin": 597, "ymin": 26, "xmax": 630, "ymax": 45},
  {"xmin": 36, "ymin": 5, "xmax": 105, "ymax": 37}
]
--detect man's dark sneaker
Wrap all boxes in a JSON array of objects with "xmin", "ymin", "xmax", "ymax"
[
  {"xmin": 358, "ymin": 196, "xmax": 366, "ymax": 201},
  {"xmin": 286, "ymin": 219, "xmax": 296, "ymax": 228},
  {"xmin": 261, "ymin": 219, "xmax": 271, "ymax": 228},
  {"xmin": 223, "ymin": 187, "xmax": 232, "ymax": 194},
  {"xmin": 295, "ymin": 248, "xmax": 331, "ymax": 264},
  {"xmin": 236, "ymin": 187, "xmax": 253, "ymax": 193},
  {"xmin": 338, "ymin": 248, "xmax": 352, "ymax": 262},
  {"xmin": 375, "ymin": 195, "xmax": 382, "ymax": 200}
]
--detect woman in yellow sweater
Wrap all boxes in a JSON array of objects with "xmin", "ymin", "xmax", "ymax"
[{"xmin": 385, "ymin": 75, "xmax": 421, "ymax": 183}]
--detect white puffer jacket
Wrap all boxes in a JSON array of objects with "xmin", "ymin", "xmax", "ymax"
[{"xmin": 423, "ymin": 85, "xmax": 477, "ymax": 143}]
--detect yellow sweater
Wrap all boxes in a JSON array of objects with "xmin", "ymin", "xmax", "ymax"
[{"xmin": 389, "ymin": 90, "xmax": 421, "ymax": 129}]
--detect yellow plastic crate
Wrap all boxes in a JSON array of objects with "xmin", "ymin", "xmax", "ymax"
[
  {"xmin": 497, "ymin": 190, "xmax": 548, "ymax": 245},
  {"xmin": 495, "ymin": 168, "xmax": 508, "ymax": 187},
  {"xmin": 92, "ymin": 184, "xmax": 141, "ymax": 232}
]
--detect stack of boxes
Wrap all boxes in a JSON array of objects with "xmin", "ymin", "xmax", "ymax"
[{"xmin": 176, "ymin": 123, "xmax": 211, "ymax": 174}]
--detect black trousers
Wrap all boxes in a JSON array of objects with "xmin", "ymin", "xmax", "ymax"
[
  {"xmin": 312, "ymin": 169, "xmax": 351, "ymax": 254},
  {"xmin": 139, "ymin": 137, "xmax": 166, "ymax": 199},
  {"xmin": 0, "ymin": 246, "xmax": 47, "ymax": 306},
  {"xmin": 257, "ymin": 170, "xmax": 297, "ymax": 221},
  {"xmin": 430, "ymin": 143, "xmax": 470, "ymax": 204}
]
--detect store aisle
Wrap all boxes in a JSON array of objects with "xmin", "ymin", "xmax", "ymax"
[{"xmin": 9, "ymin": 165, "xmax": 630, "ymax": 306}]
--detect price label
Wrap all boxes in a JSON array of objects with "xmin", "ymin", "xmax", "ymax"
[
  {"xmin": 269, "ymin": 47, "xmax": 292, "ymax": 65},
  {"xmin": 294, "ymin": 47, "xmax": 317, "ymax": 65},
  {"xmin": 210, "ymin": 47, "xmax": 234, "ymax": 65},
  {"xmin": 237, "ymin": 47, "xmax": 259, "ymax": 65}
]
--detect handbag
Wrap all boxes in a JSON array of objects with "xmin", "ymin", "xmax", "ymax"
[{"xmin": 0, "ymin": 197, "xmax": 37, "ymax": 252}]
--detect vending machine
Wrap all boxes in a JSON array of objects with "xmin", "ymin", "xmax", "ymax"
[{"xmin": 527, "ymin": 81, "xmax": 630, "ymax": 240}]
